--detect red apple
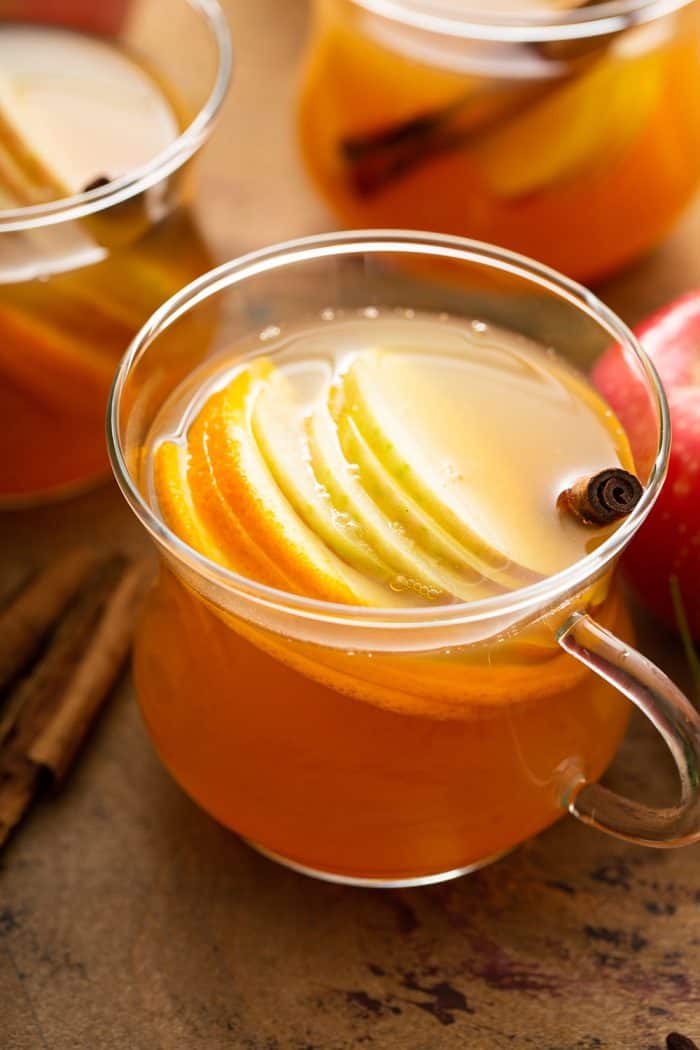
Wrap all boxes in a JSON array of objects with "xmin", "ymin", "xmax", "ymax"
[
  {"xmin": 8, "ymin": 1, "xmax": 130, "ymax": 36},
  {"xmin": 593, "ymin": 292, "xmax": 700, "ymax": 639}
]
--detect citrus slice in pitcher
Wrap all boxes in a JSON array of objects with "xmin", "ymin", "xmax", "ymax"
[{"xmin": 472, "ymin": 50, "xmax": 664, "ymax": 198}]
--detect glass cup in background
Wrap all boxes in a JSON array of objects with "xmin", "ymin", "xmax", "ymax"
[
  {"xmin": 109, "ymin": 231, "xmax": 700, "ymax": 887},
  {"xmin": 0, "ymin": 0, "xmax": 231, "ymax": 505},
  {"xmin": 298, "ymin": 0, "xmax": 700, "ymax": 284}
]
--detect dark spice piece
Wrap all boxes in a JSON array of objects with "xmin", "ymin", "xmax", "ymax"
[
  {"xmin": 0, "ymin": 551, "xmax": 147, "ymax": 849},
  {"xmin": 557, "ymin": 468, "xmax": 643, "ymax": 526},
  {"xmin": 667, "ymin": 1034, "xmax": 699, "ymax": 1050},
  {"xmin": 82, "ymin": 175, "xmax": 111, "ymax": 193},
  {"xmin": 338, "ymin": 10, "xmax": 616, "ymax": 198},
  {"xmin": 339, "ymin": 86, "xmax": 549, "ymax": 197}
]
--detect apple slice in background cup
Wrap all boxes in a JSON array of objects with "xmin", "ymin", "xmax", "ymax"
[{"xmin": 0, "ymin": 0, "xmax": 231, "ymax": 504}]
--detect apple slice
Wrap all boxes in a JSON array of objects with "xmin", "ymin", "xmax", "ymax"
[
  {"xmin": 339, "ymin": 347, "xmax": 634, "ymax": 582},
  {"xmin": 335, "ymin": 362, "xmax": 634, "ymax": 589},
  {"xmin": 0, "ymin": 27, "xmax": 179, "ymax": 198},
  {"xmin": 0, "ymin": 81, "xmax": 63, "ymax": 203},
  {"xmin": 335, "ymin": 409, "xmax": 513, "ymax": 598},
  {"xmin": 472, "ymin": 50, "xmax": 663, "ymax": 198},
  {"xmin": 306, "ymin": 390, "xmax": 502, "ymax": 602},
  {"xmin": 186, "ymin": 360, "xmax": 411, "ymax": 606},
  {"xmin": 340, "ymin": 349, "xmax": 534, "ymax": 584},
  {"xmin": 0, "ymin": 136, "xmax": 51, "ymax": 205},
  {"xmin": 251, "ymin": 363, "xmax": 395, "ymax": 582}
]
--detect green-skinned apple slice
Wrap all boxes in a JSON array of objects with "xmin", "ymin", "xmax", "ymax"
[
  {"xmin": 339, "ymin": 349, "xmax": 539, "ymax": 587},
  {"xmin": 307, "ymin": 393, "xmax": 500, "ymax": 602},
  {"xmin": 251, "ymin": 363, "xmax": 395, "ymax": 582},
  {"xmin": 191, "ymin": 359, "xmax": 412, "ymax": 608},
  {"xmin": 334, "ymin": 409, "xmax": 506, "ymax": 600}
]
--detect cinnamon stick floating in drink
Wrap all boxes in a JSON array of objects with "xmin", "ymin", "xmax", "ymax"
[
  {"xmin": 0, "ymin": 549, "xmax": 149, "ymax": 849},
  {"xmin": 339, "ymin": 0, "xmax": 613, "ymax": 197},
  {"xmin": 341, "ymin": 82, "xmax": 557, "ymax": 196},
  {"xmin": 558, "ymin": 468, "xmax": 643, "ymax": 526}
]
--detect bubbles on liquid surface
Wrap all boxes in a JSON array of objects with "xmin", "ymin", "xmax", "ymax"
[
  {"xmin": 389, "ymin": 573, "xmax": 440, "ymax": 601},
  {"xmin": 389, "ymin": 574, "xmax": 409, "ymax": 592},
  {"xmin": 147, "ymin": 303, "xmax": 628, "ymax": 608},
  {"xmin": 415, "ymin": 582, "xmax": 442, "ymax": 600}
]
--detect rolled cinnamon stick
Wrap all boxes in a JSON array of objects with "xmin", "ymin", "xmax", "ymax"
[
  {"xmin": 0, "ymin": 555, "xmax": 126, "ymax": 751},
  {"xmin": 339, "ymin": 0, "xmax": 617, "ymax": 197},
  {"xmin": 558, "ymin": 468, "xmax": 643, "ymax": 526},
  {"xmin": 0, "ymin": 554, "xmax": 147, "ymax": 849},
  {"xmin": 30, "ymin": 561, "xmax": 148, "ymax": 781},
  {"xmin": 0, "ymin": 547, "xmax": 98, "ymax": 692},
  {"xmin": 0, "ymin": 754, "xmax": 41, "ymax": 849}
]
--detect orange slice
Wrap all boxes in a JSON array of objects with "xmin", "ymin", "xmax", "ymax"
[
  {"xmin": 154, "ymin": 439, "xmax": 290, "ymax": 590},
  {"xmin": 251, "ymin": 364, "xmax": 394, "ymax": 581},
  {"xmin": 154, "ymin": 441, "xmax": 235, "ymax": 569},
  {"xmin": 185, "ymin": 408, "xmax": 295, "ymax": 590},
  {"xmin": 191, "ymin": 361, "xmax": 408, "ymax": 605},
  {"xmin": 0, "ymin": 301, "xmax": 114, "ymax": 413}
]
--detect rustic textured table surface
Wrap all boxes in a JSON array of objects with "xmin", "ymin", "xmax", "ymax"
[{"xmin": 2, "ymin": 3, "xmax": 700, "ymax": 1048}]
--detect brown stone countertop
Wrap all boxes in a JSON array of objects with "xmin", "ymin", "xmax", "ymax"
[{"xmin": 2, "ymin": 2, "xmax": 700, "ymax": 1047}]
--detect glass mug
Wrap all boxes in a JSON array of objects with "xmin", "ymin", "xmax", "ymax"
[
  {"xmin": 298, "ymin": 0, "xmax": 700, "ymax": 284},
  {"xmin": 109, "ymin": 231, "xmax": 700, "ymax": 887},
  {"xmin": 0, "ymin": 0, "xmax": 231, "ymax": 505}
]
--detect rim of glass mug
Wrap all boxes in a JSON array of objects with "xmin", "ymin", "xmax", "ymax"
[
  {"xmin": 0, "ymin": 0, "xmax": 232, "ymax": 233},
  {"xmin": 107, "ymin": 229, "xmax": 669, "ymax": 633},
  {"xmin": 348, "ymin": 0, "xmax": 697, "ymax": 42}
]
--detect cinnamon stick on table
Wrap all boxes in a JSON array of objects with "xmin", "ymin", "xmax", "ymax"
[
  {"xmin": 0, "ymin": 546, "xmax": 98, "ymax": 691},
  {"xmin": 0, "ymin": 551, "xmax": 148, "ymax": 850},
  {"xmin": 30, "ymin": 562, "xmax": 146, "ymax": 781}
]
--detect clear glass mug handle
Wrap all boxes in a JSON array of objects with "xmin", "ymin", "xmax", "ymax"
[{"xmin": 558, "ymin": 613, "xmax": 700, "ymax": 846}]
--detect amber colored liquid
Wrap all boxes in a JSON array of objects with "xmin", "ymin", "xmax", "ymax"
[
  {"xmin": 0, "ymin": 26, "xmax": 210, "ymax": 502},
  {"xmin": 134, "ymin": 567, "xmax": 631, "ymax": 880},
  {"xmin": 0, "ymin": 209, "xmax": 212, "ymax": 501},
  {"xmin": 298, "ymin": 0, "xmax": 700, "ymax": 283},
  {"xmin": 134, "ymin": 313, "xmax": 637, "ymax": 879}
]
